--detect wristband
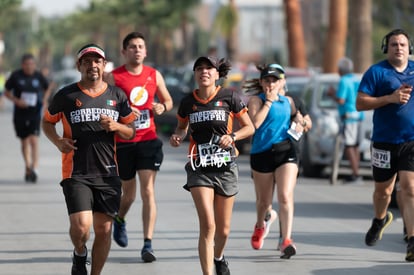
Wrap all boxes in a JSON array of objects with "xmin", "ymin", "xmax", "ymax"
[
  {"xmin": 230, "ymin": 133, "xmax": 236, "ymax": 142},
  {"xmin": 266, "ymin": 99, "xmax": 273, "ymax": 104},
  {"xmin": 162, "ymin": 103, "xmax": 167, "ymax": 112}
]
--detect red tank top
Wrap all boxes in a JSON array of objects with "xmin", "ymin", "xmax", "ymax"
[{"xmin": 112, "ymin": 65, "xmax": 158, "ymax": 142}]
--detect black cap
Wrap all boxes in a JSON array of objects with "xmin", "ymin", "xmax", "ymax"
[
  {"xmin": 193, "ymin": 56, "xmax": 219, "ymax": 71},
  {"xmin": 260, "ymin": 64, "xmax": 285, "ymax": 79}
]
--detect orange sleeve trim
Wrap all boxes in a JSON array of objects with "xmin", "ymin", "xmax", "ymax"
[
  {"xmin": 119, "ymin": 112, "xmax": 136, "ymax": 124},
  {"xmin": 43, "ymin": 110, "xmax": 62, "ymax": 124}
]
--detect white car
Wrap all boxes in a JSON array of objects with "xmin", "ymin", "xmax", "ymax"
[{"xmin": 300, "ymin": 73, "xmax": 372, "ymax": 178}]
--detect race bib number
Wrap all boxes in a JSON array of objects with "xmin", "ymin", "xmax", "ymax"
[
  {"xmin": 21, "ymin": 91, "xmax": 37, "ymax": 107},
  {"xmin": 197, "ymin": 143, "xmax": 232, "ymax": 167},
  {"xmin": 134, "ymin": 109, "xmax": 150, "ymax": 130},
  {"xmin": 371, "ymin": 147, "xmax": 391, "ymax": 169}
]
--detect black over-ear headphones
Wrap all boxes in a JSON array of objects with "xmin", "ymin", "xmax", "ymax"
[{"xmin": 381, "ymin": 29, "xmax": 413, "ymax": 54}]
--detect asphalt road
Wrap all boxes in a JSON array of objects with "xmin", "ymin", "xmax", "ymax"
[{"xmin": 0, "ymin": 100, "xmax": 412, "ymax": 274}]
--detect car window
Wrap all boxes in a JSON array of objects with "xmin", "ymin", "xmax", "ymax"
[
  {"xmin": 287, "ymin": 82, "xmax": 307, "ymax": 98},
  {"xmin": 318, "ymin": 81, "xmax": 337, "ymax": 109}
]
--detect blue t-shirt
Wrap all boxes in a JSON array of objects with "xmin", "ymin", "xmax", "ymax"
[
  {"xmin": 336, "ymin": 73, "xmax": 362, "ymax": 123},
  {"xmin": 250, "ymin": 94, "xmax": 291, "ymax": 154},
  {"xmin": 358, "ymin": 60, "xmax": 414, "ymax": 143}
]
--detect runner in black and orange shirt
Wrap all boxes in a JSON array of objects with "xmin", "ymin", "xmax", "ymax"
[
  {"xmin": 170, "ymin": 56, "xmax": 254, "ymax": 275},
  {"xmin": 42, "ymin": 44, "xmax": 136, "ymax": 275}
]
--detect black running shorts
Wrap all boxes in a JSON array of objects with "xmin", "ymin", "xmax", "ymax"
[
  {"xmin": 371, "ymin": 141, "xmax": 414, "ymax": 182},
  {"xmin": 13, "ymin": 118, "xmax": 40, "ymax": 139},
  {"xmin": 116, "ymin": 138, "xmax": 164, "ymax": 180},
  {"xmin": 61, "ymin": 177, "xmax": 122, "ymax": 216},
  {"xmin": 250, "ymin": 140, "xmax": 298, "ymax": 173}
]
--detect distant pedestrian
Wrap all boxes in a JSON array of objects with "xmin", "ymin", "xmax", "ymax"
[
  {"xmin": 42, "ymin": 43, "xmax": 136, "ymax": 275},
  {"xmin": 328, "ymin": 57, "xmax": 363, "ymax": 184},
  {"xmin": 169, "ymin": 56, "xmax": 254, "ymax": 275},
  {"xmin": 357, "ymin": 28, "xmax": 414, "ymax": 262},
  {"xmin": 4, "ymin": 53, "xmax": 51, "ymax": 183}
]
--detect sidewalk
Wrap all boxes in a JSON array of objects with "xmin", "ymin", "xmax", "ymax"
[{"xmin": 0, "ymin": 101, "xmax": 412, "ymax": 274}]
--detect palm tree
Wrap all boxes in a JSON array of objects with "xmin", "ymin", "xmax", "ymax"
[
  {"xmin": 322, "ymin": 0, "xmax": 348, "ymax": 73},
  {"xmin": 212, "ymin": 0, "xmax": 239, "ymax": 61},
  {"xmin": 350, "ymin": 0, "xmax": 372, "ymax": 73},
  {"xmin": 284, "ymin": 0, "xmax": 307, "ymax": 68}
]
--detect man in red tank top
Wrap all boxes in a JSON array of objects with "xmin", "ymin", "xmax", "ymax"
[{"xmin": 106, "ymin": 32, "xmax": 173, "ymax": 263}]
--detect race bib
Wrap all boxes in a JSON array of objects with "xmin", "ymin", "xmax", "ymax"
[
  {"xmin": 134, "ymin": 109, "xmax": 150, "ymax": 130},
  {"xmin": 371, "ymin": 147, "xmax": 391, "ymax": 169},
  {"xmin": 21, "ymin": 91, "xmax": 37, "ymax": 107},
  {"xmin": 193, "ymin": 143, "xmax": 232, "ymax": 168}
]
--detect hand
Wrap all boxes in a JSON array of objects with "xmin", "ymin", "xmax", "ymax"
[
  {"xmin": 152, "ymin": 102, "xmax": 166, "ymax": 115},
  {"xmin": 100, "ymin": 114, "xmax": 118, "ymax": 132},
  {"xmin": 15, "ymin": 98, "xmax": 28, "ymax": 108},
  {"xmin": 131, "ymin": 106, "xmax": 141, "ymax": 119},
  {"xmin": 264, "ymin": 79, "xmax": 285, "ymax": 101},
  {"xmin": 56, "ymin": 138, "xmax": 77, "ymax": 153},
  {"xmin": 396, "ymin": 84, "xmax": 413, "ymax": 104},
  {"xmin": 170, "ymin": 134, "xmax": 182, "ymax": 147}
]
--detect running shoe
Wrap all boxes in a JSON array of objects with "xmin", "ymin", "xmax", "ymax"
[
  {"xmin": 71, "ymin": 247, "xmax": 87, "ymax": 275},
  {"xmin": 251, "ymin": 210, "xmax": 278, "ymax": 250},
  {"xmin": 263, "ymin": 210, "xmax": 277, "ymax": 239},
  {"xmin": 280, "ymin": 238, "xmax": 296, "ymax": 259},
  {"xmin": 406, "ymin": 237, "xmax": 414, "ymax": 262},
  {"xmin": 365, "ymin": 211, "xmax": 393, "ymax": 246},
  {"xmin": 251, "ymin": 225, "xmax": 266, "ymax": 250},
  {"xmin": 214, "ymin": 256, "xmax": 230, "ymax": 275},
  {"xmin": 113, "ymin": 216, "xmax": 128, "ymax": 247},
  {"xmin": 24, "ymin": 169, "xmax": 37, "ymax": 183},
  {"xmin": 141, "ymin": 245, "xmax": 156, "ymax": 263}
]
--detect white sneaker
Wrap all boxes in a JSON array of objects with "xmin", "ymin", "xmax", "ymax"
[{"xmin": 263, "ymin": 209, "xmax": 277, "ymax": 239}]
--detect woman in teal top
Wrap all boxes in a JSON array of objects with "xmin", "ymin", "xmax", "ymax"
[{"xmin": 245, "ymin": 64, "xmax": 307, "ymax": 259}]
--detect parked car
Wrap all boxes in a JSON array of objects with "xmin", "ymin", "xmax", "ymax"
[{"xmin": 300, "ymin": 73, "xmax": 372, "ymax": 178}]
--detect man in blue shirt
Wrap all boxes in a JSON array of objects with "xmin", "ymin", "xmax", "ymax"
[
  {"xmin": 357, "ymin": 28, "xmax": 414, "ymax": 262},
  {"xmin": 329, "ymin": 57, "xmax": 363, "ymax": 183}
]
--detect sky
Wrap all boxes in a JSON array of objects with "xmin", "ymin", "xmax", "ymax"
[{"xmin": 22, "ymin": 0, "xmax": 88, "ymax": 17}]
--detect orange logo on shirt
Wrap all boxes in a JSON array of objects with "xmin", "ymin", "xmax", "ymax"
[
  {"xmin": 192, "ymin": 104, "xmax": 197, "ymax": 111},
  {"xmin": 76, "ymin": 99, "xmax": 82, "ymax": 107}
]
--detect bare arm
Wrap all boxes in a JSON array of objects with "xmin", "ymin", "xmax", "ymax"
[
  {"xmin": 169, "ymin": 119, "xmax": 189, "ymax": 147},
  {"xmin": 247, "ymin": 96, "xmax": 272, "ymax": 129},
  {"xmin": 232, "ymin": 111, "xmax": 255, "ymax": 141},
  {"xmin": 154, "ymin": 70, "xmax": 173, "ymax": 115},
  {"xmin": 356, "ymin": 84, "xmax": 412, "ymax": 111},
  {"xmin": 4, "ymin": 89, "xmax": 28, "ymax": 108}
]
